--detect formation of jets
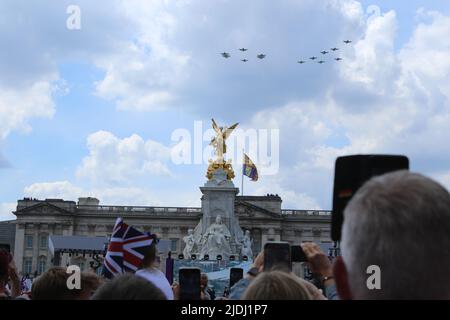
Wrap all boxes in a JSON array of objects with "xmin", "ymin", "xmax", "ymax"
[
  {"xmin": 220, "ymin": 40, "xmax": 352, "ymax": 64},
  {"xmin": 297, "ymin": 39, "xmax": 352, "ymax": 65},
  {"xmin": 220, "ymin": 48, "xmax": 266, "ymax": 62}
]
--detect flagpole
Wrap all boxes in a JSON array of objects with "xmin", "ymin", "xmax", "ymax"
[{"xmin": 241, "ymin": 149, "xmax": 244, "ymax": 196}]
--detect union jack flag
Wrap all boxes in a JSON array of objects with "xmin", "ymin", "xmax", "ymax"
[{"xmin": 102, "ymin": 217, "xmax": 155, "ymax": 279}]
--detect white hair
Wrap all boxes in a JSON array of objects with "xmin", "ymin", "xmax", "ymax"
[{"xmin": 341, "ymin": 170, "xmax": 450, "ymax": 299}]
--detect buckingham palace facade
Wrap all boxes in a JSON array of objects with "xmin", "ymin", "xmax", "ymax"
[{"xmin": 10, "ymin": 195, "xmax": 332, "ymax": 276}]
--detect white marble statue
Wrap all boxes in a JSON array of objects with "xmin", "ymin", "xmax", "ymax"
[
  {"xmin": 183, "ymin": 229, "xmax": 196, "ymax": 259},
  {"xmin": 241, "ymin": 230, "xmax": 253, "ymax": 259},
  {"xmin": 200, "ymin": 215, "xmax": 232, "ymax": 259}
]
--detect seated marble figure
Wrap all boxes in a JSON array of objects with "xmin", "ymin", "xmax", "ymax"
[{"xmin": 200, "ymin": 215, "xmax": 232, "ymax": 259}]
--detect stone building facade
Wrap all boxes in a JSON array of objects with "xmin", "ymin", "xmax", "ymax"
[{"xmin": 12, "ymin": 195, "xmax": 332, "ymax": 276}]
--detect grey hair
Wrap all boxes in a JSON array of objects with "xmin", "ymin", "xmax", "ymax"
[{"xmin": 341, "ymin": 170, "xmax": 450, "ymax": 299}]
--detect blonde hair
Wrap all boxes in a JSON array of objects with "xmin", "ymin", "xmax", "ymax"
[{"xmin": 242, "ymin": 271, "xmax": 314, "ymax": 300}]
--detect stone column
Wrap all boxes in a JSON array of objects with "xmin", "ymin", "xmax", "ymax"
[
  {"xmin": 32, "ymin": 225, "xmax": 39, "ymax": 274},
  {"xmin": 13, "ymin": 223, "xmax": 25, "ymax": 274}
]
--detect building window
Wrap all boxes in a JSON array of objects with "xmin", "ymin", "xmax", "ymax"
[
  {"xmin": 23, "ymin": 258, "xmax": 32, "ymax": 275},
  {"xmin": 40, "ymin": 235, "xmax": 48, "ymax": 249},
  {"xmin": 38, "ymin": 257, "xmax": 46, "ymax": 274},
  {"xmin": 25, "ymin": 235, "xmax": 33, "ymax": 249},
  {"xmin": 170, "ymin": 239, "xmax": 178, "ymax": 252}
]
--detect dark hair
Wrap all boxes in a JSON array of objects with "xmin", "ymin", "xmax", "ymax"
[
  {"xmin": 141, "ymin": 241, "xmax": 157, "ymax": 268},
  {"xmin": 0, "ymin": 249, "xmax": 11, "ymax": 283},
  {"xmin": 91, "ymin": 274, "xmax": 166, "ymax": 300}
]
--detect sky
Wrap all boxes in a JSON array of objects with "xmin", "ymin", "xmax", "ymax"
[{"xmin": 1, "ymin": 0, "xmax": 450, "ymax": 220}]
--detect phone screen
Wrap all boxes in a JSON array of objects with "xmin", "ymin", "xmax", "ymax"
[
  {"xmin": 179, "ymin": 268, "xmax": 201, "ymax": 300},
  {"xmin": 291, "ymin": 245, "xmax": 307, "ymax": 262},
  {"xmin": 331, "ymin": 155, "xmax": 409, "ymax": 241},
  {"xmin": 264, "ymin": 242, "xmax": 291, "ymax": 272},
  {"xmin": 229, "ymin": 268, "xmax": 243, "ymax": 288}
]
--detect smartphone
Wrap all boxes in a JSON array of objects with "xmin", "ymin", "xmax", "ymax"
[
  {"xmin": 291, "ymin": 245, "xmax": 308, "ymax": 262},
  {"xmin": 332, "ymin": 154, "xmax": 409, "ymax": 241},
  {"xmin": 264, "ymin": 241, "xmax": 291, "ymax": 272},
  {"xmin": 229, "ymin": 268, "xmax": 244, "ymax": 288},
  {"xmin": 179, "ymin": 268, "xmax": 201, "ymax": 300}
]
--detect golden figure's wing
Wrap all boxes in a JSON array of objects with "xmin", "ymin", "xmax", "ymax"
[
  {"xmin": 211, "ymin": 118, "xmax": 221, "ymax": 134},
  {"xmin": 224, "ymin": 122, "xmax": 239, "ymax": 139}
]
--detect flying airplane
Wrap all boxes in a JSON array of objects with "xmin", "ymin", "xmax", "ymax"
[
  {"xmin": 318, "ymin": 60, "xmax": 325, "ymax": 64},
  {"xmin": 330, "ymin": 47, "xmax": 339, "ymax": 51},
  {"xmin": 297, "ymin": 60, "xmax": 306, "ymax": 64},
  {"xmin": 309, "ymin": 56, "xmax": 317, "ymax": 60},
  {"xmin": 239, "ymin": 48, "xmax": 248, "ymax": 51},
  {"xmin": 321, "ymin": 50, "xmax": 329, "ymax": 55},
  {"xmin": 343, "ymin": 40, "xmax": 352, "ymax": 44},
  {"xmin": 241, "ymin": 59, "xmax": 248, "ymax": 62},
  {"xmin": 257, "ymin": 54, "xmax": 266, "ymax": 59},
  {"xmin": 221, "ymin": 52, "xmax": 230, "ymax": 58},
  {"xmin": 335, "ymin": 57, "xmax": 342, "ymax": 61}
]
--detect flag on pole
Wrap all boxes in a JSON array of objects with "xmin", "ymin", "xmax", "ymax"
[
  {"xmin": 102, "ymin": 217, "xmax": 156, "ymax": 279},
  {"xmin": 243, "ymin": 153, "xmax": 258, "ymax": 181}
]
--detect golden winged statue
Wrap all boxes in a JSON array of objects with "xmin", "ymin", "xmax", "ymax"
[
  {"xmin": 206, "ymin": 119, "xmax": 239, "ymax": 180},
  {"xmin": 210, "ymin": 118, "xmax": 239, "ymax": 161}
]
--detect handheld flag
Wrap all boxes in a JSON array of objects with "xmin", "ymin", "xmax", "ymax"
[
  {"xmin": 102, "ymin": 217, "xmax": 156, "ymax": 279},
  {"xmin": 243, "ymin": 153, "xmax": 258, "ymax": 181}
]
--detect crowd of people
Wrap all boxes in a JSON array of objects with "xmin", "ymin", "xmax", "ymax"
[{"xmin": 1, "ymin": 171, "xmax": 450, "ymax": 300}]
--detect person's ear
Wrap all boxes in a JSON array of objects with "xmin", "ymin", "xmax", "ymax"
[{"xmin": 333, "ymin": 256, "xmax": 353, "ymax": 300}]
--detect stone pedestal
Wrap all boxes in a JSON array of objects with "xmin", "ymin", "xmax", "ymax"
[
  {"xmin": 200, "ymin": 169, "xmax": 239, "ymax": 237},
  {"xmin": 188, "ymin": 169, "xmax": 245, "ymax": 259},
  {"xmin": 200, "ymin": 170, "xmax": 239, "ymax": 232}
]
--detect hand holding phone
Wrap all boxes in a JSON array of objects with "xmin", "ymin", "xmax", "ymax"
[
  {"xmin": 229, "ymin": 268, "xmax": 243, "ymax": 288},
  {"xmin": 263, "ymin": 241, "xmax": 291, "ymax": 272},
  {"xmin": 291, "ymin": 245, "xmax": 308, "ymax": 262},
  {"xmin": 179, "ymin": 268, "xmax": 201, "ymax": 300},
  {"xmin": 301, "ymin": 242, "xmax": 333, "ymax": 280}
]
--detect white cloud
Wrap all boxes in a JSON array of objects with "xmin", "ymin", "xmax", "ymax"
[
  {"xmin": 399, "ymin": 11, "xmax": 450, "ymax": 98},
  {"xmin": 244, "ymin": 7, "xmax": 450, "ymax": 209},
  {"xmin": 24, "ymin": 181, "xmax": 161, "ymax": 206},
  {"xmin": 24, "ymin": 181, "xmax": 85, "ymax": 200},
  {"xmin": 0, "ymin": 80, "xmax": 56, "ymax": 139},
  {"xmin": 91, "ymin": 0, "xmax": 367, "ymax": 115},
  {"xmin": 22, "ymin": 180, "xmax": 201, "ymax": 208},
  {"xmin": 340, "ymin": 10, "xmax": 399, "ymax": 90},
  {"xmin": 76, "ymin": 131, "xmax": 172, "ymax": 185},
  {"xmin": 0, "ymin": 202, "xmax": 17, "ymax": 221},
  {"xmin": 2, "ymin": 1, "xmax": 450, "ymax": 212},
  {"xmin": 254, "ymin": 181, "xmax": 321, "ymax": 210}
]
